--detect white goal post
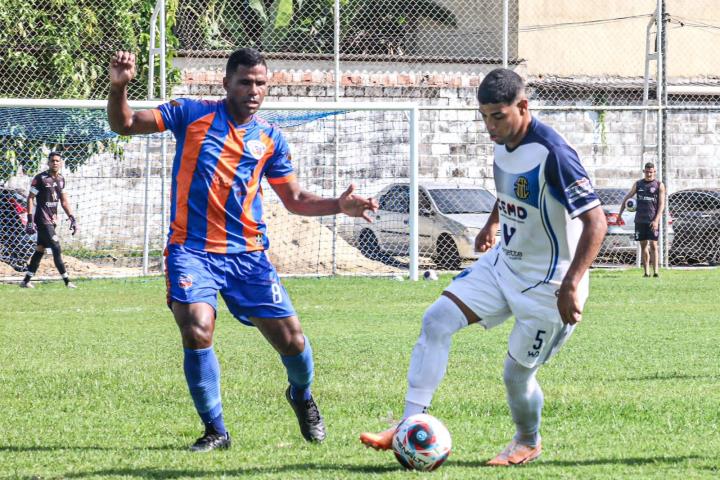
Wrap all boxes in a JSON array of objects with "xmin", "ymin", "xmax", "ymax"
[{"xmin": 0, "ymin": 99, "xmax": 423, "ymax": 280}]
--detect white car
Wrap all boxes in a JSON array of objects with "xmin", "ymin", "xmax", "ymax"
[
  {"xmin": 596, "ymin": 188, "xmax": 637, "ymax": 260},
  {"xmin": 356, "ymin": 183, "xmax": 497, "ymax": 270}
]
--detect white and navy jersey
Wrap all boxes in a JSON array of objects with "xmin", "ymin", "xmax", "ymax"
[{"xmin": 493, "ymin": 117, "xmax": 600, "ymax": 285}]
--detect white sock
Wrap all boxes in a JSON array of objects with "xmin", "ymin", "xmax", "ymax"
[
  {"xmin": 402, "ymin": 401, "xmax": 427, "ymax": 419},
  {"xmin": 503, "ymin": 355, "xmax": 543, "ymax": 447},
  {"xmin": 405, "ymin": 295, "xmax": 468, "ymax": 412}
]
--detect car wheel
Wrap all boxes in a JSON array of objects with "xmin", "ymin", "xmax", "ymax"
[
  {"xmin": 358, "ymin": 229, "xmax": 380, "ymax": 259},
  {"xmin": 433, "ymin": 234, "xmax": 461, "ymax": 270}
]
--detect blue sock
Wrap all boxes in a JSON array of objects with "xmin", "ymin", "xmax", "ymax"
[
  {"xmin": 281, "ymin": 335, "xmax": 314, "ymax": 402},
  {"xmin": 183, "ymin": 347, "xmax": 226, "ymax": 435}
]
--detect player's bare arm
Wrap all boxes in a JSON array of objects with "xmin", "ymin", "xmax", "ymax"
[
  {"xmin": 557, "ymin": 206, "xmax": 607, "ymax": 325},
  {"xmin": 107, "ymin": 50, "xmax": 160, "ymax": 135},
  {"xmin": 271, "ymin": 180, "xmax": 378, "ymax": 222},
  {"xmin": 617, "ymin": 182, "xmax": 637, "ymax": 218},
  {"xmin": 475, "ymin": 201, "xmax": 500, "ymax": 252},
  {"xmin": 60, "ymin": 192, "xmax": 74, "ymax": 219},
  {"xmin": 25, "ymin": 192, "xmax": 36, "ymax": 235},
  {"xmin": 652, "ymin": 182, "xmax": 666, "ymax": 230},
  {"xmin": 60, "ymin": 192, "xmax": 78, "ymax": 235},
  {"xmin": 26, "ymin": 192, "xmax": 35, "ymax": 221}
]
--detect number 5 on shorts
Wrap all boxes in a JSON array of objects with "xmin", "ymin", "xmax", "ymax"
[
  {"xmin": 271, "ymin": 283, "xmax": 283, "ymax": 304},
  {"xmin": 532, "ymin": 330, "xmax": 547, "ymax": 350}
]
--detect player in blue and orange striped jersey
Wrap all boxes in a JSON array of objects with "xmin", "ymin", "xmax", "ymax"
[{"xmin": 107, "ymin": 48, "xmax": 378, "ymax": 452}]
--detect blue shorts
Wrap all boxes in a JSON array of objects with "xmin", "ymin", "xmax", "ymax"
[{"xmin": 164, "ymin": 244, "xmax": 296, "ymax": 326}]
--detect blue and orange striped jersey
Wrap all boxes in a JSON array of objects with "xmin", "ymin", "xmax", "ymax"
[{"xmin": 152, "ymin": 98, "xmax": 296, "ymax": 254}]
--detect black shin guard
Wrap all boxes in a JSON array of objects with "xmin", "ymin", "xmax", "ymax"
[
  {"xmin": 50, "ymin": 244, "xmax": 68, "ymax": 280},
  {"xmin": 23, "ymin": 250, "xmax": 44, "ymax": 283}
]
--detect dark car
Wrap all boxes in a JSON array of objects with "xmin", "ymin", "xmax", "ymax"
[
  {"xmin": 668, "ymin": 188, "xmax": 720, "ymax": 265},
  {"xmin": 0, "ymin": 187, "xmax": 34, "ymax": 271}
]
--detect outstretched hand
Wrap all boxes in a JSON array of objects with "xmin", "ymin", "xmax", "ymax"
[
  {"xmin": 338, "ymin": 184, "xmax": 379, "ymax": 222},
  {"xmin": 109, "ymin": 51, "xmax": 137, "ymax": 88}
]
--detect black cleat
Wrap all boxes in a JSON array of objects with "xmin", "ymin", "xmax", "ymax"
[
  {"xmin": 189, "ymin": 431, "xmax": 231, "ymax": 452},
  {"xmin": 285, "ymin": 386, "xmax": 326, "ymax": 442}
]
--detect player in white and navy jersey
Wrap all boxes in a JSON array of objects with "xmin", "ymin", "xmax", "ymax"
[{"xmin": 360, "ymin": 69, "xmax": 607, "ymax": 466}]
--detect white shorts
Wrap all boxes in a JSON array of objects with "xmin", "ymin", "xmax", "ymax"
[{"xmin": 444, "ymin": 249, "xmax": 588, "ymax": 368}]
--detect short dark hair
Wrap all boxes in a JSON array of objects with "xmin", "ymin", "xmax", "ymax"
[
  {"xmin": 477, "ymin": 68, "xmax": 525, "ymax": 105},
  {"xmin": 644, "ymin": 162, "xmax": 655, "ymax": 170},
  {"xmin": 48, "ymin": 151, "xmax": 62, "ymax": 161},
  {"xmin": 226, "ymin": 48, "xmax": 267, "ymax": 76}
]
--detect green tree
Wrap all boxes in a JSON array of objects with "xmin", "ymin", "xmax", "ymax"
[
  {"xmin": 175, "ymin": 0, "xmax": 457, "ymax": 56},
  {"xmin": 0, "ymin": 0, "xmax": 180, "ymax": 182}
]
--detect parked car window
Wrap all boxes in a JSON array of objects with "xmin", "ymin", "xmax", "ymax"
[
  {"xmin": 379, "ymin": 185, "xmax": 409, "ymax": 213},
  {"xmin": 595, "ymin": 188, "xmax": 627, "ymax": 206},
  {"xmin": 693, "ymin": 193, "xmax": 720, "ymax": 211},
  {"xmin": 428, "ymin": 188, "xmax": 495, "ymax": 214},
  {"xmin": 670, "ymin": 191, "xmax": 720, "ymax": 213},
  {"xmin": 419, "ymin": 191, "xmax": 432, "ymax": 213}
]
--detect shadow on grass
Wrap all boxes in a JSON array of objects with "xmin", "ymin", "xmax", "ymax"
[
  {"xmin": 450, "ymin": 454, "xmax": 704, "ymax": 468},
  {"xmin": 0, "ymin": 445, "xmax": 180, "ymax": 452},
  {"xmin": 604, "ymin": 372, "xmax": 719, "ymax": 382},
  {"xmin": 52, "ymin": 463, "xmax": 399, "ymax": 479},
  {"xmin": 15, "ymin": 455, "xmax": 705, "ymax": 479}
]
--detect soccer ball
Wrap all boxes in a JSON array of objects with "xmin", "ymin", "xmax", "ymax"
[
  {"xmin": 392, "ymin": 413, "xmax": 451, "ymax": 471},
  {"xmin": 423, "ymin": 269, "xmax": 438, "ymax": 281},
  {"xmin": 625, "ymin": 198, "xmax": 637, "ymax": 212}
]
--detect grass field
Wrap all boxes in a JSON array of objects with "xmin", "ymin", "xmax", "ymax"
[{"xmin": 1, "ymin": 269, "xmax": 719, "ymax": 479}]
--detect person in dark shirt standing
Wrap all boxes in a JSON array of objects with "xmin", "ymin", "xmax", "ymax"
[
  {"xmin": 618, "ymin": 162, "xmax": 666, "ymax": 277},
  {"xmin": 20, "ymin": 151, "xmax": 78, "ymax": 288}
]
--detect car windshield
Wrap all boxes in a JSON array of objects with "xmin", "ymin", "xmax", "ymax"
[
  {"xmin": 670, "ymin": 191, "xmax": 720, "ymax": 212},
  {"xmin": 429, "ymin": 188, "xmax": 496, "ymax": 214},
  {"xmin": 595, "ymin": 188, "xmax": 627, "ymax": 206}
]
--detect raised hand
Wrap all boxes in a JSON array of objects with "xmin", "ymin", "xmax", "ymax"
[
  {"xmin": 338, "ymin": 184, "xmax": 379, "ymax": 222},
  {"xmin": 109, "ymin": 51, "xmax": 137, "ymax": 88}
]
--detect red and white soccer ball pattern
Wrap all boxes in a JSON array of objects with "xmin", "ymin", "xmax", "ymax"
[{"xmin": 392, "ymin": 413, "xmax": 451, "ymax": 471}]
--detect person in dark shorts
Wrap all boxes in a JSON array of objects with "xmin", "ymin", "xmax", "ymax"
[
  {"xmin": 618, "ymin": 162, "xmax": 666, "ymax": 277},
  {"xmin": 20, "ymin": 152, "xmax": 78, "ymax": 288}
]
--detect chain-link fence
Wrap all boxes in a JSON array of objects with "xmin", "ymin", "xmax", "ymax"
[
  {"xmin": 175, "ymin": 0, "xmax": 514, "ymax": 64},
  {"xmin": 1, "ymin": 0, "xmax": 718, "ymax": 277}
]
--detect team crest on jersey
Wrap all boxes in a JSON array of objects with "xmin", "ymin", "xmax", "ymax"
[
  {"xmin": 247, "ymin": 140, "xmax": 267, "ymax": 160},
  {"xmin": 178, "ymin": 273, "xmax": 193, "ymax": 290},
  {"xmin": 514, "ymin": 176, "xmax": 530, "ymax": 200}
]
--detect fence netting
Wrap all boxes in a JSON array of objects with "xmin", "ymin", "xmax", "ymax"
[{"xmin": 1, "ymin": 0, "xmax": 718, "ymax": 277}]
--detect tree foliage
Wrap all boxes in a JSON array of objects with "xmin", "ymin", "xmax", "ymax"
[
  {"xmin": 0, "ymin": 0, "xmax": 180, "ymax": 182},
  {"xmin": 175, "ymin": 0, "xmax": 457, "ymax": 55}
]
